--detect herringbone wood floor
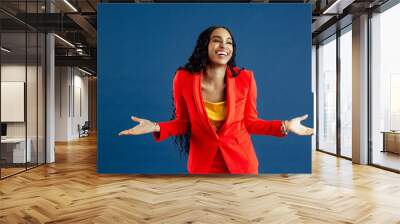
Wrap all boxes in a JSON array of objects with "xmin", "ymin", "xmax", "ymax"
[{"xmin": 1, "ymin": 134, "xmax": 400, "ymax": 224}]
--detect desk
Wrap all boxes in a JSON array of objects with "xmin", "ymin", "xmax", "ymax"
[
  {"xmin": 381, "ymin": 131, "xmax": 400, "ymax": 154},
  {"xmin": 1, "ymin": 138, "xmax": 32, "ymax": 163}
]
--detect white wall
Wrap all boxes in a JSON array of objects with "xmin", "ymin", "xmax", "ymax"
[
  {"xmin": 1, "ymin": 65, "xmax": 26, "ymax": 140},
  {"xmin": 1, "ymin": 64, "xmax": 41, "ymax": 137},
  {"xmin": 72, "ymin": 72, "xmax": 89, "ymax": 138},
  {"xmin": 55, "ymin": 67, "xmax": 89, "ymax": 141},
  {"xmin": 55, "ymin": 66, "xmax": 69, "ymax": 141}
]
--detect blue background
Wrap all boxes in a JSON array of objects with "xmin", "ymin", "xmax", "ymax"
[{"xmin": 98, "ymin": 3, "xmax": 312, "ymax": 174}]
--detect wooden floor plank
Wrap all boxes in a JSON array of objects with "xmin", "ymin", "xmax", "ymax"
[{"xmin": 0, "ymin": 134, "xmax": 400, "ymax": 223}]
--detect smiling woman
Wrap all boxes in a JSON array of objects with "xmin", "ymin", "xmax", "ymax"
[
  {"xmin": 208, "ymin": 28, "xmax": 233, "ymax": 66},
  {"xmin": 118, "ymin": 25, "xmax": 314, "ymax": 175}
]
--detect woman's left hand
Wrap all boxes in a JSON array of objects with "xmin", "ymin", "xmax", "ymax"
[{"xmin": 285, "ymin": 114, "xmax": 314, "ymax": 136}]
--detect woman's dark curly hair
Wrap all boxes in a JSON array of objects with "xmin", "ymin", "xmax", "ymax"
[{"xmin": 172, "ymin": 26, "xmax": 244, "ymax": 156}]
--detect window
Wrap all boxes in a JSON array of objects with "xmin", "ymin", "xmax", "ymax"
[
  {"xmin": 371, "ymin": 2, "xmax": 400, "ymax": 171},
  {"xmin": 339, "ymin": 27, "xmax": 352, "ymax": 158},
  {"xmin": 318, "ymin": 35, "xmax": 337, "ymax": 154}
]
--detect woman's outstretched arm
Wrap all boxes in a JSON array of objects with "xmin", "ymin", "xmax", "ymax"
[
  {"xmin": 243, "ymin": 72, "xmax": 313, "ymax": 136},
  {"xmin": 118, "ymin": 71, "xmax": 190, "ymax": 141}
]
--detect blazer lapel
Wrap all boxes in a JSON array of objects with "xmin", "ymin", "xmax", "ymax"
[
  {"xmin": 192, "ymin": 72, "xmax": 203, "ymax": 118},
  {"xmin": 219, "ymin": 67, "xmax": 235, "ymax": 134},
  {"xmin": 193, "ymin": 72, "xmax": 218, "ymax": 138},
  {"xmin": 192, "ymin": 67, "xmax": 236, "ymax": 137}
]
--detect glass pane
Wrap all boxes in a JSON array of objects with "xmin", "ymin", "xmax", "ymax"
[
  {"xmin": 318, "ymin": 36, "xmax": 337, "ymax": 154},
  {"xmin": 0, "ymin": 1, "xmax": 27, "ymax": 32},
  {"xmin": 371, "ymin": 3, "xmax": 400, "ymax": 171},
  {"xmin": 340, "ymin": 28, "xmax": 352, "ymax": 158},
  {"xmin": 1, "ymin": 31, "xmax": 27, "ymax": 178},
  {"xmin": 0, "ymin": 1, "xmax": 46, "ymax": 178}
]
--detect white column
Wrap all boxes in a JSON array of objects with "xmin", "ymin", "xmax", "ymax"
[
  {"xmin": 46, "ymin": 1, "xmax": 55, "ymax": 163},
  {"xmin": 46, "ymin": 33, "xmax": 55, "ymax": 163},
  {"xmin": 352, "ymin": 14, "xmax": 369, "ymax": 164}
]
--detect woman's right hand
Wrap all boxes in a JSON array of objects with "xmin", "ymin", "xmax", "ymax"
[{"xmin": 118, "ymin": 116, "xmax": 160, "ymax": 136}]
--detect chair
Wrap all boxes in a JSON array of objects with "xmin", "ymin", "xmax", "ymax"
[{"xmin": 78, "ymin": 121, "xmax": 90, "ymax": 138}]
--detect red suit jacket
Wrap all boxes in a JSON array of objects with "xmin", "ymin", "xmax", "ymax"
[{"xmin": 153, "ymin": 67, "xmax": 286, "ymax": 174}]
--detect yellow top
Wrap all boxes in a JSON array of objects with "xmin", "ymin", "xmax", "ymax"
[{"xmin": 204, "ymin": 100, "xmax": 227, "ymax": 130}]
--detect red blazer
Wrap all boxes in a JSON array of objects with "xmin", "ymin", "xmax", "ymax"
[{"xmin": 153, "ymin": 67, "xmax": 286, "ymax": 174}]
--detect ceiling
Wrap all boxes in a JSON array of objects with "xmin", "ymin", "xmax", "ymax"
[{"xmin": 0, "ymin": 0, "xmax": 391, "ymax": 75}]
